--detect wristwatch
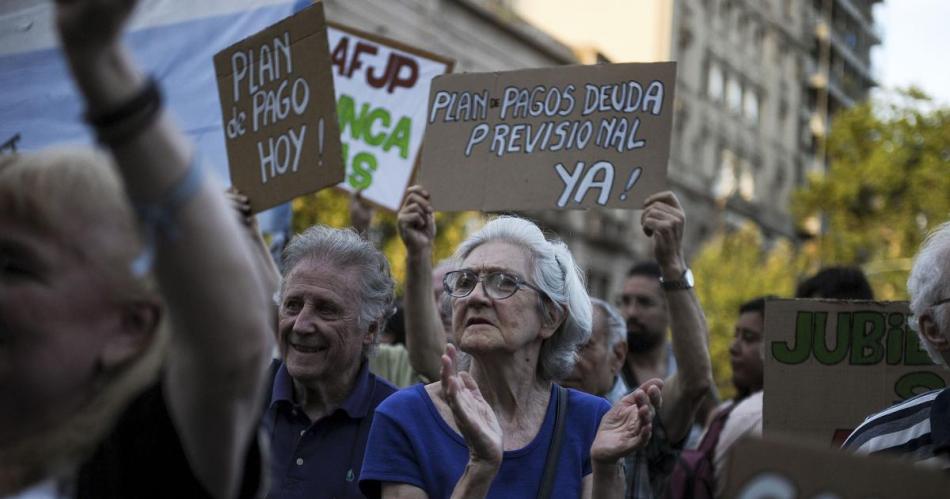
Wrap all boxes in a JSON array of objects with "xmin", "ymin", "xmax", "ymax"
[{"xmin": 660, "ymin": 268, "xmax": 694, "ymax": 291}]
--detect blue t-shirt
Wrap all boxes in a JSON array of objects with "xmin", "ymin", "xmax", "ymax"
[{"xmin": 359, "ymin": 383, "xmax": 611, "ymax": 498}]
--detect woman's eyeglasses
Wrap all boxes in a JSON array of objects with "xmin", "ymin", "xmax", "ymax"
[{"xmin": 443, "ymin": 269, "xmax": 545, "ymax": 300}]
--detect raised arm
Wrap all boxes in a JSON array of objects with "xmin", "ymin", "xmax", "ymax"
[
  {"xmin": 56, "ymin": 2, "xmax": 272, "ymax": 498},
  {"xmin": 640, "ymin": 191, "xmax": 713, "ymax": 443},
  {"xmin": 350, "ymin": 190, "xmax": 374, "ymax": 238},
  {"xmin": 398, "ymin": 185, "xmax": 447, "ymax": 381},
  {"xmin": 226, "ymin": 187, "xmax": 282, "ymax": 332}
]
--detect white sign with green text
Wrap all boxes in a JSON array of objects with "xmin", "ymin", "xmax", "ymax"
[{"xmin": 327, "ymin": 24, "xmax": 452, "ymax": 211}]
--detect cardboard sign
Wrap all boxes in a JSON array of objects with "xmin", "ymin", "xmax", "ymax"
[
  {"xmin": 214, "ymin": 2, "xmax": 344, "ymax": 213},
  {"xmin": 418, "ymin": 62, "xmax": 676, "ymax": 211},
  {"xmin": 328, "ymin": 23, "xmax": 453, "ymax": 211},
  {"xmin": 763, "ymin": 299, "xmax": 949, "ymax": 445},
  {"xmin": 723, "ymin": 437, "xmax": 950, "ymax": 499}
]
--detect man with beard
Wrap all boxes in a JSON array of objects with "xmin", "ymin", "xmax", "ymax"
[
  {"xmin": 619, "ymin": 262, "xmax": 679, "ymax": 387},
  {"xmin": 613, "ymin": 193, "xmax": 713, "ymax": 498}
]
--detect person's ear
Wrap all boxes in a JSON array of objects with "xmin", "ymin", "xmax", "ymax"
[
  {"xmin": 100, "ymin": 300, "xmax": 161, "ymax": 370},
  {"xmin": 365, "ymin": 320, "xmax": 379, "ymax": 346},
  {"xmin": 609, "ymin": 340, "xmax": 628, "ymax": 376},
  {"xmin": 919, "ymin": 312, "xmax": 949, "ymax": 352},
  {"xmin": 538, "ymin": 301, "xmax": 565, "ymax": 340}
]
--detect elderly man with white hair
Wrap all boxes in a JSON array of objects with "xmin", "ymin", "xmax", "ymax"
[
  {"xmin": 842, "ymin": 222, "xmax": 950, "ymax": 469},
  {"xmin": 562, "ymin": 298, "xmax": 631, "ymax": 404}
]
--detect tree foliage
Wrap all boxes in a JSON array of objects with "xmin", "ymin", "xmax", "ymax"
[
  {"xmin": 695, "ymin": 89, "xmax": 950, "ymax": 399},
  {"xmin": 794, "ymin": 89, "xmax": 950, "ymax": 299},
  {"xmin": 692, "ymin": 223, "xmax": 810, "ymax": 399}
]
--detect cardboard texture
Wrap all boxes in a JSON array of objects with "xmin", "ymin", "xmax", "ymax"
[
  {"xmin": 214, "ymin": 2, "xmax": 343, "ymax": 214},
  {"xmin": 418, "ymin": 62, "xmax": 676, "ymax": 211},
  {"xmin": 763, "ymin": 299, "xmax": 949, "ymax": 446},
  {"xmin": 723, "ymin": 437, "xmax": 950, "ymax": 499},
  {"xmin": 328, "ymin": 23, "xmax": 453, "ymax": 212}
]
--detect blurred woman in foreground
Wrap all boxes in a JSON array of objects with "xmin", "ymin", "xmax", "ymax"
[{"xmin": 0, "ymin": 0, "xmax": 272, "ymax": 497}]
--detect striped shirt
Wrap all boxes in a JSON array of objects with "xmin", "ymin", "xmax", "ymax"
[{"xmin": 841, "ymin": 388, "xmax": 950, "ymax": 470}]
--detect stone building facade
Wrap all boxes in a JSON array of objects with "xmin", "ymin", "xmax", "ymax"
[{"xmin": 668, "ymin": 0, "xmax": 881, "ymax": 246}]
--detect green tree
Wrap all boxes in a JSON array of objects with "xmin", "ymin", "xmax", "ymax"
[
  {"xmin": 794, "ymin": 88, "xmax": 950, "ymax": 299},
  {"xmin": 692, "ymin": 223, "xmax": 809, "ymax": 399},
  {"xmin": 694, "ymin": 89, "xmax": 950, "ymax": 399}
]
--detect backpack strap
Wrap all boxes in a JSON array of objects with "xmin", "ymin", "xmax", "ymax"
[
  {"xmin": 698, "ymin": 403, "xmax": 735, "ymax": 453},
  {"xmin": 537, "ymin": 384, "xmax": 569, "ymax": 499}
]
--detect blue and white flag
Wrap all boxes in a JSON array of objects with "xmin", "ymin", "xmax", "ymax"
[{"xmin": 0, "ymin": 0, "xmax": 305, "ymax": 243}]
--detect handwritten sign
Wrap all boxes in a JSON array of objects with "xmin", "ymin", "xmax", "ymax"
[
  {"xmin": 763, "ymin": 299, "xmax": 949, "ymax": 445},
  {"xmin": 214, "ymin": 3, "xmax": 343, "ymax": 213},
  {"xmin": 417, "ymin": 62, "xmax": 676, "ymax": 211},
  {"xmin": 723, "ymin": 437, "xmax": 950, "ymax": 499},
  {"xmin": 328, "ymin": 23, "xmax": 452, "ymax": 211}
]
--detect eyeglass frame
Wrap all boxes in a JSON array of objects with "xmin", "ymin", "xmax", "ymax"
[
  {"xmin": 933, "ymin": 297, "xmax": 950, "ymax": 308},
  {"xmin": 442, "ymin": 269, "xmax": 549, "ymax": 301}
]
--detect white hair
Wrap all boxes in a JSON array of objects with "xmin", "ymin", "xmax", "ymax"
[
  {"xmin": 907, "ymin": 222, "xmax": 950, "ymax": 367},
  {"xmin": 280, "ymin": 225, "xmax": 395, "ymax": 333},
  {"xmin": 454, "ymin": 216, "xmax": 592, "ymax": 381},
  {"xmin": 590, "ymin": 298, "xmax": 626, "ymax": 349}
]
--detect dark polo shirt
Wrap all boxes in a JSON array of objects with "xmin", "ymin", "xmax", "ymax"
[{"xmin": 263, "ymin": 360, "xmax": 396, "ymax": 499}]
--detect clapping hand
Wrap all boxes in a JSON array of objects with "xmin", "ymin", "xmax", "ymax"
[
  {"xmin": 441, "ymin": 344, "xmax": 502, "ymax": 466},
  {"xmin": 590, "ymin": 378, "xmax": 664, "ymax": 464}
]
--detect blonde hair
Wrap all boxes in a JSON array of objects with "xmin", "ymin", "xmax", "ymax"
[{"xmin": 0, "ymin": 148, "xmax": 168, "ymax": 492}]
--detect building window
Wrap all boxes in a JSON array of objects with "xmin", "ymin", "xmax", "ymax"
[
  {"xmin": 743, "ymin": 89, "xmax": 760, "ymax": 124},
  {"xmin": 726, "ymin": 78, "xmax": 742, "ymax": 113},
  {"xmin": 738, "ymin": 158, "xmax": 756, "ymax": 201},
  {"xmin": 708, "ymin": 63, "xmax": 724, "ymax": 101},
  {"xmin": 714, "ymin": 148, "xmax": 738, "ymax": 200}
]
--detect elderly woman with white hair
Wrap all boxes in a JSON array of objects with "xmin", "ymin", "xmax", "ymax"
[{"xmin": 360, "ymin": 214, "xmax": 662, "ymax": 498}]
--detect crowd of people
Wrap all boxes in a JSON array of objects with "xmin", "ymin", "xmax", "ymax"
[{"xmin": 2, "ymin": 1, "xmax": 949, "ymax": 498}]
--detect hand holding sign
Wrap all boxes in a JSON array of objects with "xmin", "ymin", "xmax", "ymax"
[
  {"xmin": 398, "ymin": 185, "xmax": 436, "ymax": 252},
  {"xmin": 641, "ymin": 191, "xmax": 687, "ymax": 274}
]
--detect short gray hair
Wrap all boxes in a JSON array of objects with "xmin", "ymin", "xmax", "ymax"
[
  {"xmin": 591, "ymin": 298, "xmax": 626, "ymax": 349},
  {"xmin": 907, "ymin": 222, "xmax": 950, "ymax": 367},
  {"xmin": 280, "ymin": 225, "xmax": 395, "ymax": 332},
  {"xmin": 454, "ymin": 216, "xmax": 592, "ymax": 381}
]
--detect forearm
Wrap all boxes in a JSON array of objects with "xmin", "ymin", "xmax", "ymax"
[
  {"xmin": 404, "ymin": 247, "xmax": 446, "ymax": 381},
  {"xmin": 64, "ymin": 41, "xmax": 272, "ymax": 370},
  {"xmin": 660, "ymin": 266, "xmax": 712, "ymax": 441},
  {"xmin": 590, "ymin": 460, "xmax": 625, "ymax": 499},
  {"xmin": 450, "ymin": 460, "xmax": 499, "ymax": 499}
]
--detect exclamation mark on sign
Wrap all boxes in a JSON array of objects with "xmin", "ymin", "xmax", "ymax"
[
  {"xmin": 619, "ymin": 167, "xmax": 642, "ymax": 201},
  {"xmin": 317, "ymin": 117, "xmax": 325, "ymax": 166}
]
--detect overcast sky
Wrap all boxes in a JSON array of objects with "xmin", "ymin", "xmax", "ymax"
[{"xmin": 872, "ymin": 0, "xmax": 950, "ymax": 105}]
